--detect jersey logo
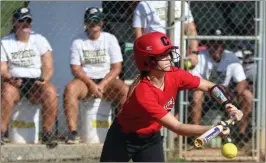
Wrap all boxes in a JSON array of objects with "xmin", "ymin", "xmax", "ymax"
[{"xmin": 164, "ymin": 97, "xmax": 175, "ymax": 111}]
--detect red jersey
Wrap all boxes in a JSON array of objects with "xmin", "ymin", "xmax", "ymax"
[{"xmin": 117, "ymin": 67, "xmax": 200, "ymax": 135}]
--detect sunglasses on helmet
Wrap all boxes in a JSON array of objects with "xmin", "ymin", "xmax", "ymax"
[{"xmin": 86, "ymin": 17, "xmax": 101, "ymax": 24}]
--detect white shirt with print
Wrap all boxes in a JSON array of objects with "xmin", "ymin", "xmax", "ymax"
[
  {"xmin": 70, "ymin": 32, "xmax": 123, "ymax": 79},
  {"xmin": 1, "ymin": 32, "xmax": 52, "ymax": 78},
  {"xmin": 133, "ymin": 1, "xmax": 194, "ymax": 47},
  {"xmin": 191, "ymin": 49, "xmax": 246, "ymax": 86}
]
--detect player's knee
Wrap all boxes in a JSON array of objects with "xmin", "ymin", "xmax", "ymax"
[
  {"xmin": 64, "ymin": 81, "xmax": 80, "ymax": 98},
  {"xmin": 120, "ymin": 84, "xmax": 129, "ymax": 97},
  {"xmin": 243, "ymin": 89, "xmax": 253, "ymax": 100},
  {"xmin": 109, "ymin": 80, "xmax": 128, "ymax": 97},
  {"xmin": 1, "ymin": 83, "xmax": 19, "ymax": 104},
  {"xmin": 239, "ymin": 89, "xmax": 253, "ymax": 113},
  {"xmin": 43, "ymin": 83, "xmax": 57, "ymax": 97},
  {"xmin": 240, "ymin": 89, "xmax": 253, "ymax": 105}
]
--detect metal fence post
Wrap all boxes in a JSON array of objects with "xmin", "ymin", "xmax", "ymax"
[
  {"xmin": 178, "ymin": 1, "xmax": 186, "ymax": 159},
  {"xmin": 167, "ymin": 1, "xmax": 175, "ymax": 159},
  {"xmin": 258, "ymin": 1, "xmax": 266, "ymax": 161}
]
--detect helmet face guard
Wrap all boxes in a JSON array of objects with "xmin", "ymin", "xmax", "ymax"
[
  {"xmin": 151, "ymin": 47, "xmax": 180, "ymax": 72},
  {"xmin": 134, "ymin": 32, "xmax": 180, "ymax": 72}
]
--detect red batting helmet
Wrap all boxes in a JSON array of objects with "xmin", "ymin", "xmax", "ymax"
[{"xmin": 133, "ymin": 32, "xmax": 179, "ymax": 71}]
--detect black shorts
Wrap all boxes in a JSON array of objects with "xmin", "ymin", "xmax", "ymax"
[
  {"xmin": 91, "ymin": 78, "xmax": 103, "ymax": 84},
  {"xmin": 19, "ymin": 78, "xmax": 42, "ymax": 98},
  {"xmin": 100, "ymin": 118, "xmax": 165, "ymax": 162}
]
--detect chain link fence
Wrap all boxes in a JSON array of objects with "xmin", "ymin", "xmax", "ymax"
[
  {"xmin": 1, "ymin": 1, "xmax": 265, "ymax": 162},
  {"xmin": 178, "ymin": 1, "xmax": 265, "ymax": 162}
]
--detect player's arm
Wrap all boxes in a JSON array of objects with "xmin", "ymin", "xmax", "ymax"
[
  {"xmin": 71, "ymin": 65, "xmax": 95, "ymax": 85},
  {"xmin": 177, "ymin": 68, "xmax": 222, "ymax": 99},
  {"xmin": 185, "ymin": 22, "xmax": 198, "ymax": 67},
  {"xmin": 183, "ymin": 2, "xmax": 199, "ymax": 67},
  {"xmin": 133, "ymin": 2, "xmax": 147, "ymax": 39},
  {"xmin": 98, "ymin": 35, "xmax": 123, "ymax": 89},
  {"xmin": 37, "ymin": 35, "xmax": 54, "ymax": 82},
  {"xmin": 1, "ymin": 44, "xmax": 12, "ymax": 80},
  {"xmin": 135, "ymin": 27, "xmax": 145, "ymax": 39},
  {"xmin": 0, "ymin": 61, "xmax": 12, "ymax": 81},
  {"xmin": 99, "ymin": 62, "xmax": 122, "ymax": 88},
  {"xmin": 136, "ymin": 87, "xmax": 212, "ymax": 136},
  {"xmin": 230, "ymin": 63, "xmax": 249, "ymax": 96},
  {"xmin": 197, "ymin": 78, "xmax": 231, "ymax": 106},
  {"xmin": 184, "ymin": 22, "xmax": 198, "ymax": 54},
  {"xmin": 177, "ymin": 68, "xmax": 243, "ymax": 121},
  {"xmin": 158, "ymin": 112, "xmax": 212, "ymax": 136},
  {"xmin": 40, "ymin": 51, "xmax": 53, "ymax": 81},
  {"xmin": 197, "ymin": 78, "xmax": 243, "ymax": 121}
]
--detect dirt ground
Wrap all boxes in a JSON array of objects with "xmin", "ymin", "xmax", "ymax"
[{"xmin": 175, "ymin": 147, "xmax": 257, "ymax": 162}]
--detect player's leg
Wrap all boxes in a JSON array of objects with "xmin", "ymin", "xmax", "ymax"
[
  {"xmin": 27, "ymin": 79, "xmax": 58, "ymax": 146},
  {"xmin": 131, "ymin": 132, "xmax": 164, "ymax": 162},
  {"xmin": 237, "ymin": 89, "xmax": 253, "ymax": 148},
  {"xmin": 239, "ymin": 89, "xmax": 252, "ymax": 133},
  {"xmin": 190, "ymin": 89, "xmax": 204, "ymax": 125},
  {"xmin": 102, "ymin": 78, "xmax": 129, "ymax": 111},
  {"xmin": 63, "ymin": 78, "xmax": 89, "ymax": 144},
  {"xmin": 100, "ymin": 118, "xmax": 131, "ymax": 162},
  {"xmin": 1, "ymin": 82, "xmax": 21, "ymax": 144}
]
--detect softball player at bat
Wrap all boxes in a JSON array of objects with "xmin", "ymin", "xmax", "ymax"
[{"xmin": 100, "ymin": 32, "xmax": 243, "ymax": 162}]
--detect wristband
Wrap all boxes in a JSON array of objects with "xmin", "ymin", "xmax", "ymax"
[
  {"xmin": 221, "ymin": 100, "xmax": 232, "ymax": 110},
  {"xmin": 209, "ymin": 85, "xmax": 229, "ymax": 105}
]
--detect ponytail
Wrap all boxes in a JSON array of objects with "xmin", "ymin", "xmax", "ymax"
[
  {"xmin": 126, "ymin": 71, "xmax": 149, "ymax": 100},
  {"xmin": 117, "ymin": 71, "xmax": 149, "ymax": 116}
]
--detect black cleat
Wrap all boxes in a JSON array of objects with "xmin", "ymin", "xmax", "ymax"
[{"xmin": 41, "ymin": 132, "xmax": 58, "ymax": 149}]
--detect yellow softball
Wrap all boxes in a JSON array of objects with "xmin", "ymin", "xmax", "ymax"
[
  {"xmin": 184, "ymin": 60, "xmax": 192, "ymax": 69},
  {"xmin": 221, "ymin": 143, "xmax": 238, "ymax": 159}
]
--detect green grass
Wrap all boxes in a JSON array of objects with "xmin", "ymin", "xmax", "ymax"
[{"xmin": 1, "ymin": 1, "xmax": 25, "ymax": 37}]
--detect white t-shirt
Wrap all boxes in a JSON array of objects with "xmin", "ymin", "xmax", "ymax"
[
  {"xmin": 191, "ymin": 49, "xmax": 246, "ymax": 86},
  {"xmin": 70, "ymin": 32, "xmax": 123, "ymax": 79},
  {"xmin": 1, "ymin": 32, "xmax": 52, "ymax": 78},
  {"xmin": 133, "ymin": 1, "xmax": 194, "ymax": 47}
]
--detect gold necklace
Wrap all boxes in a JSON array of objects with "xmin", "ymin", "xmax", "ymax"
[{"xmin": 147, "ymin": 76, "xmax": 165, "ymax": 89}]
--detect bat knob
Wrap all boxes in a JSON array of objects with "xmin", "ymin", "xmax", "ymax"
[{"xmin": 194, "ymin": 138, "xmax": 204, "ymax": 148}]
